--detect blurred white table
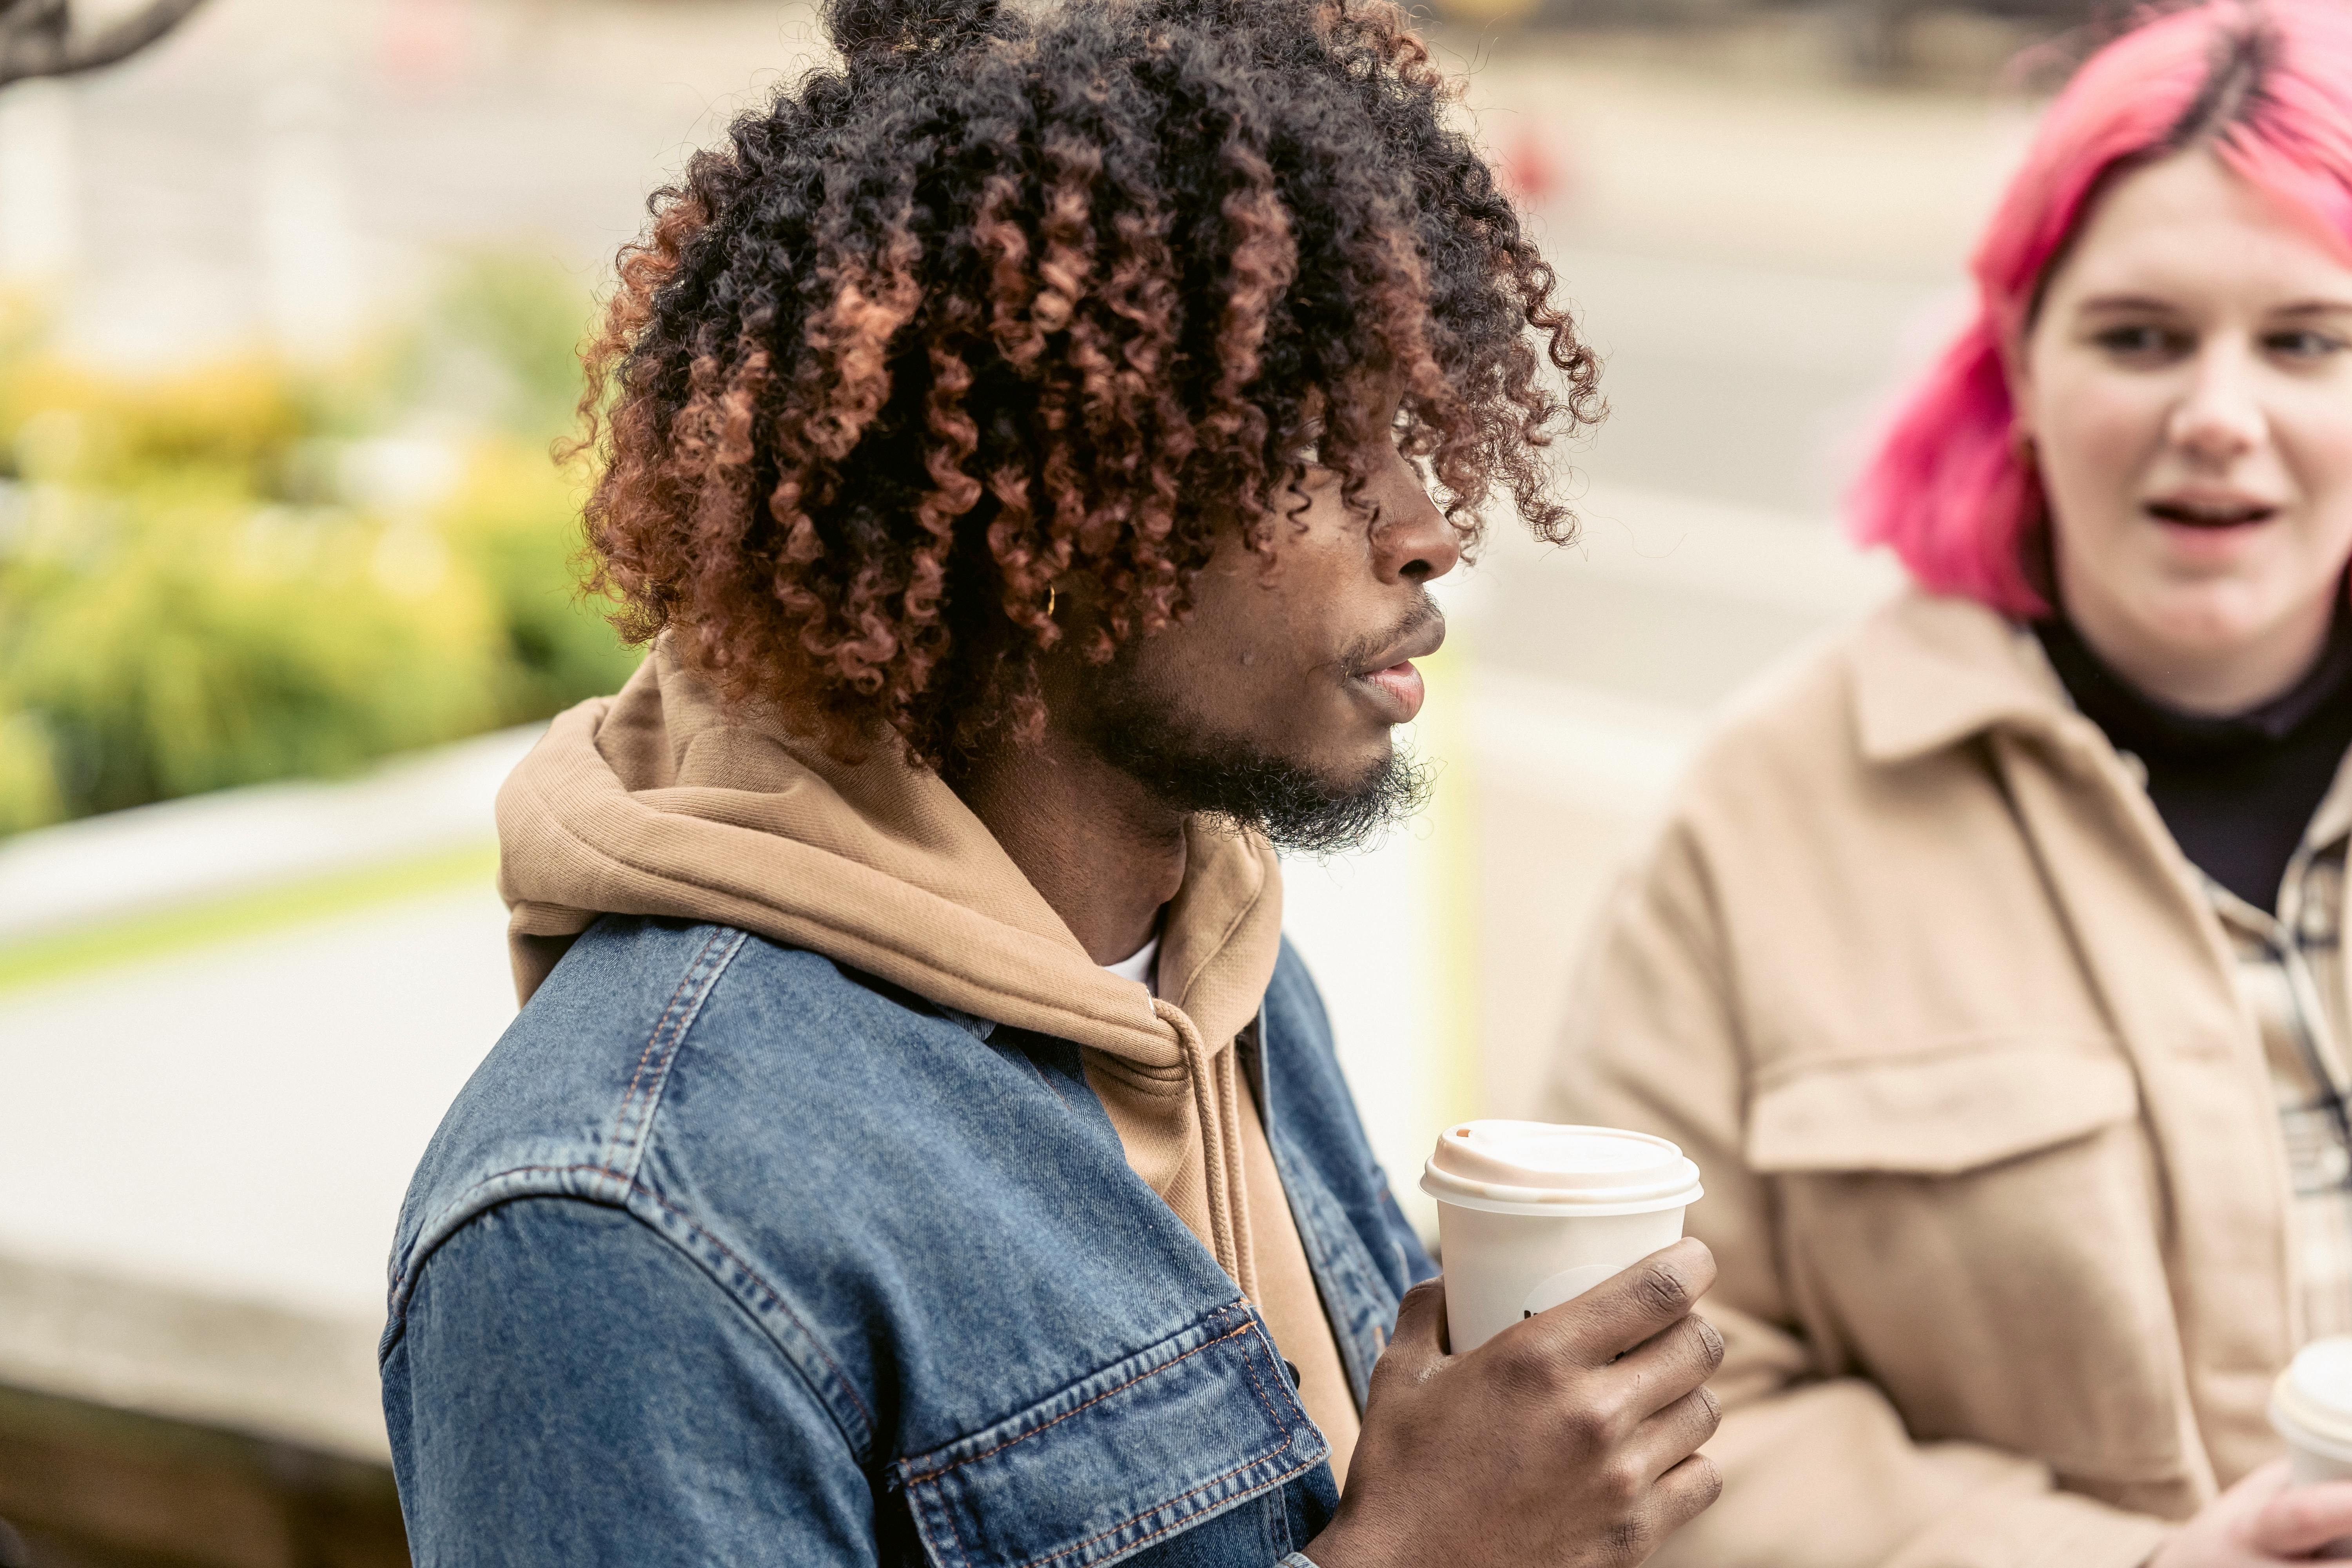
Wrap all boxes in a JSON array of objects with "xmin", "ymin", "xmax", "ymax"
[{"xmin": 0, "ymin": 737, "xmax": 537, "ymax": 1462}]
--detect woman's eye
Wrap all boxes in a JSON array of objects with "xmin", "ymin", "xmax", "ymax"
[
  {"xmin": 2266, "ymin": 328, "xmax": 2345, "ymax": 359},
  {"xmin": 2092, "ymin": 324, "xmax": 2186, "ymax": 358}
]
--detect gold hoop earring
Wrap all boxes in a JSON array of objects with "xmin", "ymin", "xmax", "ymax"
[{"xmin": 1045, "ymin": 585, "xmax": 1057, "ymax": 619}]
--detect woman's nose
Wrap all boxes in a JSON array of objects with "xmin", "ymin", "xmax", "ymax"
[
  {"xmin": 2168, "ymin": 345, "xmax": 2267, "ymax": 464},
  {"xmin": 1368, "ymin": 451, "xmax": 1462, "ymax": 584}
]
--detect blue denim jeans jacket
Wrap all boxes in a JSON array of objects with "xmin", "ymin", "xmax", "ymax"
[{"xmin": 381, "ymin": 916, "xmax": 1434, "ymax": 1566}]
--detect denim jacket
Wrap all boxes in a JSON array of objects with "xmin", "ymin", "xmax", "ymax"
[{"xmin": 382, "ymin": 916, "xmax": 1433, "ymax": 1566}]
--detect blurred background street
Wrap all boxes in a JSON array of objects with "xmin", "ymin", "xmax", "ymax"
[{"xmin": 0, "ymin": 0, "xmax": 2072, "ymax": 1560}]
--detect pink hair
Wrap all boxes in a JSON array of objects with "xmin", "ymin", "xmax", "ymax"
[{"xmin": 1851, "ymin": 0, "xmax": 2352, "ymax": 614}]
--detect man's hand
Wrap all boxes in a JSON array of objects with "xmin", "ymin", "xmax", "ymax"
[
  {"xmin": 1305, "ymin": 1238, "xmax": 1725, "ymax": 1568},
  {"xmin": 2150, "ymin": 1459, "xmax": 2352, "ymax": 1565}
]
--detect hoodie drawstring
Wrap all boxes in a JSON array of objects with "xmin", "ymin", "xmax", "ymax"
[{"xmin": 1154, "ymin": 997, "xmax": 1259, "ymax": 1303}]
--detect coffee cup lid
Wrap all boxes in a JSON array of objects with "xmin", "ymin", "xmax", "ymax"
[
  {"xmin": 2274, "ymin": 1338, "xmax": 2352, "ymax": 1455},
  {"xmin": 1419, "ymin": 1120, "xmax": 1702, "ymax": 1217}
]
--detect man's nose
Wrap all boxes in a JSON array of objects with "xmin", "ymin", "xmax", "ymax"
[
  {"xmin": 2168, "ymin": 343, "xmax": 2267, "ymax": 464},
  {"xmin": 1368, "ymin": 452, "xmax": 1462, "ymax": 584}
]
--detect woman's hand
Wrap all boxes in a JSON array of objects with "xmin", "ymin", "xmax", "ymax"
[{"xmin": 2150, "ymin": 1459, "xmax": 2352, "ymax": 1565}]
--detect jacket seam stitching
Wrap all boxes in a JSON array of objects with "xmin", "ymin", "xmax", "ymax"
[
  {"xmin": 1268, "ymin": 1135, "xmax": 1377, "ymax": 1404},
  {"xmin": 621, "ymin": 1176, "xmax": 874, "ymax": 1439},
  {"xmin": 1015, "ymin": 1437, "xmax": 1314, "ymax": 1568},
  {"xmin": 603, "ymin": 926, "xmax": 745, "ymax": 1178},
  {"xmin": 388, "ymin": 921, "xmax": 743, "ymax": 1301},
  {"xmin": 608, "ymin": 944, "xmax": 704, "ymax": 1150},
  {"xmin": 390, "ymin": 1163, "xmax": 875, "ymax": 1453},
  {"xmin": 1265, "ymin": 957, "xmax": 1399, "ymax": 1397},
  {"xmin": 906, "ymin": 1319, "xmax": 1260, "ymax": 1483},
  {"xmin": 937, "ymin": 1474, "xmax": 977, "ymax": 1568},
  {"xmin": 1747, "ymin": 1030, "xmax": 2130, "ymax": 1090},
  {"xmin": 1236, "ymin": 1317, "xmax": 1287, "ymax": 1430}
]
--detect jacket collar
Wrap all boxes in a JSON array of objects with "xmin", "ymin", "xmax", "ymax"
[{"xmin": 1850, "ymin": 589, "xmax": 2098, "ymax": 766}]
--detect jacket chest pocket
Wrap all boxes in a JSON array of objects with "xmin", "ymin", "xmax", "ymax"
[
  {"xmin": 1746, "ymin": 1040, "xmax": 2192, "ymax": 1485},
  {"xmin": 892, "ymin": 1303, "xmax": 1328, "ymax": 1568}
]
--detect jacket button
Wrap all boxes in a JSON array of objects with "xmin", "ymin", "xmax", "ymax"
[{"xmin": 1282, "ymin": 1358, "xmax": 1301, "ymax": 1388}]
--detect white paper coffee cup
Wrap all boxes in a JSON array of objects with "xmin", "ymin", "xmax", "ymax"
[
  {"xmin": 2272, "ymin": 1338, "xmax": 2352, "ymax": 1557},
  {"xmin": 1419, "ymin": 1120, "xmax": 1703, "ymax": 1354}
]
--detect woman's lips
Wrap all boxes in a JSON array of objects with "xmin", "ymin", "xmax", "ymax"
[
  {"xmin": 2143, "ymin": 498, "xmax": 2279, "ymax": 528},
  {"xmin": 1355, "ymin": 661, "xmax": 1426, "ymax": 724},
  {"xmin": 2143, "ymin": 498, "xmax": 2284, "ymax": 564}
]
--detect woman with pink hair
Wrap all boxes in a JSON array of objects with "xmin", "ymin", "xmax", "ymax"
[{"xmin": 1553, "ymin": 4, "xmax": 2352, "ymax": 1563}]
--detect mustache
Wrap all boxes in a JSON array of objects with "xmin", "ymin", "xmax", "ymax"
[{"xmin": 1340, "ymin": 593, "xmax": 1445, "ymax": 675}]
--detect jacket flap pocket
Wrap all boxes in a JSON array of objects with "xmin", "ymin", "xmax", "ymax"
[
  {"xmin": 1746, "ymin": 1045, "xmax": 2138, "ymax": 1176},
  {"xmin": 895, "ymin": 1302, "xmax": 1327, "ymax": 1568}
]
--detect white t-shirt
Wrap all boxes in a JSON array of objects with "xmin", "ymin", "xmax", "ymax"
[{"xmin": 1102, "ymin": 934, "xmax": 1160, "ymax": 995}]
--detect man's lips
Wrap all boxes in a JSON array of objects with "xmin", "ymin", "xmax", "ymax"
[
  {"xmin": 1356, "ymin": 661, "xmax": 1426, "ymax": 723},
  {"xmin": 1349, "ymin": 617, "xmax": 1446, "ymax": 725}
]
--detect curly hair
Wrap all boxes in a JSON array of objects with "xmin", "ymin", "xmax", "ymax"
[{"xmin": 572, "ymin": 0, "xmax": 1597, "ymax": 768}]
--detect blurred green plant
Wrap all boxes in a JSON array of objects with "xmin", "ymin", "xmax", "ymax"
[{"xmin": 0, "ymin": 257, "xmax": 640, "ymax": 837}]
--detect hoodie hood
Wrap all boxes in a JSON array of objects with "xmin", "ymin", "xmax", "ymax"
[
  {"xmin": 499, "ymin": 641, "xmax": 1282, "ymax": 1056},
  {"xmin": 495, "ymin": 639, "xmax": 1286, "ymax": 1289}
]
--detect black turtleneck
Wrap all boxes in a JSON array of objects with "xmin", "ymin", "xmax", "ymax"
[{"xmin": 2033, "ymin": 596, "xmax": 2352, "ymax": 912}]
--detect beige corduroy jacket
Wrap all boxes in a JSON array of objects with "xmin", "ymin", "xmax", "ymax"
[{"xmin": 1549, "ymin": 589, "xmax": 2312, "ymax": 1568}]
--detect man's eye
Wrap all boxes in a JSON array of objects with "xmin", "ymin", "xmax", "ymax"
[
  {"xmin": 2092, "ymin": 324, "xmax": 2186, "ymax": 358},
  {"xmin": 1289, "ymin": 419, "xmax": 1326, "ymax": 468}
]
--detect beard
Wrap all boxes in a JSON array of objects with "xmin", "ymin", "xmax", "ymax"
[{"xmin": 1066, "ymin": 654, "xmax": 1431, "ymax": 858}]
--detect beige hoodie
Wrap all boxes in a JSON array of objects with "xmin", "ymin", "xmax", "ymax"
[{"xmin": 496, "ymin": 640, "xmax": 1361, "ymax": 1477}]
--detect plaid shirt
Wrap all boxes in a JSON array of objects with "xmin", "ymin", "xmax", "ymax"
[{"xmin": 2202, "ymin": 756, "xmax": 2352, "ymax": 1342}]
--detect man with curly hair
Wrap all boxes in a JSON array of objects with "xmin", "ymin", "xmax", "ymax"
[{"xmin": 380, "ymin": 0, "xmax": 1724, "ymax": 1563}]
